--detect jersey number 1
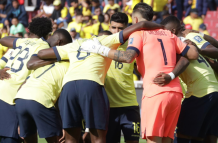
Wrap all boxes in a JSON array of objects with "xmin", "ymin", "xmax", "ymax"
[{"xmin": 158, "ymin": 39, "xmax": 168, "ymax": 65}]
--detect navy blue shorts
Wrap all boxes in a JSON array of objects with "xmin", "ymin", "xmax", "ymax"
[
  {"xmin": 58, "ymin": 80, "xmax": 110, "ymax": 130},
  {"xmin": 15, "ymin": 99, "xmax": 62, "ymax": 138},
  {"xmin": 176, "ymin": 92, "xmax": 218, "ymax": 138},
  {"xmin": 106, "ymin": 106, "xmax": 140, "ymax": 142},
  {"xmin": 0, "ymin": 100, "xmax": 19, "ymax": 139}
]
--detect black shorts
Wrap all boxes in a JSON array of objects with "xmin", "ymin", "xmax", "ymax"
[
  {"xmin": 58, "ymin": 80, "xmax": 110, "ymax": 130},
  {"xmin": 15, "ymin": 99, "xmax": 62, "ymax": 138},
  {"xmin": 176, "ymin": 92, "xmax": 218, "ymax": 138},
  {"xmin": 0, "ymin": 100, "xmax": 19, "ymax": 139},
  {"xmin": 106, "ymin": 106, "xmax": 140, "ymax": 142}
]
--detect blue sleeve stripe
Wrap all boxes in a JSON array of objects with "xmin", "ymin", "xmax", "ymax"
[
  {"xmin": 127, "ymin": 46, "xmax": 140, "ymax": 56},
  {"xmin": 26, "ymin": 76, "xmax": 30, "ymax": 80},
  {"xmin": 36, "ymin": 64, "xmax": 55, "ymax": 78},
  {"xmin": 119, "ymin": 31, "xmax": 124, "ymax": 44},
  {"xmin": 180, "ymin": 46, "xmax": 190, "ymax": 56},
  {"xmin": 52, "ymin": 46, "xmax": 61, "ymax": 61},
  {"xmin": 201, "ymin": 42, "xmax": 211, "ymax": 49},
  {"xmin": 1, "ymin": 57, "xmax": 8, "ymax": 63},
  {"xmin": 13, "ymin": 38, "xmax": 19, "ymax": 49},
  {"xmin": 32, "ymin": 54, "xmax": 37, "ymax": 57}
]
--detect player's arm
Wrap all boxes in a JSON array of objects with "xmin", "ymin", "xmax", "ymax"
[
  {"xmin": 203, "ymin": 34, "xmax": 218, "ymax": 48},
  {"xmin": 27, "ymin": 55, "xmax": 57, "ymax": 70},
  {"xmin": 37, "ymin": 48, "xmax": 57, "ymax": 60},
  {"xmin": 0, "ymin": 36, "xmax": 17, "ymax": 48},
  {"xmin": 153, "ymin": 55, "xmax": 190, "ymax": 86},
  {"xmin": 122, "ymin": 21, "xmax": 164, "ymax": 42}
]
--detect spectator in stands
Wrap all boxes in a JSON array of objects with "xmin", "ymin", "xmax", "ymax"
[
  {"xmin": 52, "ymin": 23, "xmax": 58, "ymax": 34},
  {"xmin": 185, "ymin": 24, "xmax": 193, "ymax": 30},
  {"xmin": 67, "ymin": 12, "xmax": 85, "ymax": 38},
  {"xmin": 123, "ymin": 0, "xmax": 133, "ymax": 25},
  {"xmin": 184, "ymin": 0, "xmax": 207, "ymax": 19},
  {"xmin": 1, "ymin": 26, "xmax": 9, "ymax": 38},
  {"xmin": 69, "ymin": 0, "xmax": 81, "ymax": 18},
  {"xmin": 0, "ymin": 0, "xmax": 11, "ymax": 24},
  {"xmin": 7, "ymin": 0, "xmax": 28, "ymax": 27},
  {"xmin": 81, "ymin": 0, "xmax": 92, "ymax": 17},
  {"xmin": 51, "ymin": 0, "xmax": 69, "ymax": 26},
  {"xmin": 24, "ymin": 33, "xmax": 29, "ymax": 38},
  {"xmin": 70, "ymin": 27, "xmax": 81, "ymax": 42},
  {"xmin": 35, "ymin": 0, "xmax": 54, "ymax": 18},
  {"xmin": 93, "ymin": 7, "xmax": 102, "ymax": 21},
  {"xmin": 91, "ymin": 0, "xmax": 103, "ymax": 14},
  {"xmin": 108, "ymin": 8, "xmax": 119, "ymax": 17},
  {"xmin": 208, "ymin": 0, "xmax": 218, "ymax": 10},
  {"xmin": 144, "ymin": 0, "xmax": 168, "ymax": 12},
  {"xmin": 199, "ymin": 23, "xmax": 210, "ymax": 35},
  {"xmin": 10, "ymin": 17, "xmax": 26, "ymax": 36},
  {"xmin": 183, "ymin": 8, "xmax": 203, "ymax": 31},
  {"xmin": 103, "ymin": 0, "xmax": 120, "ymax": 13},
  {"xmin": 176, "ymin": 0, "xmax": 185, "ymax": 21}
]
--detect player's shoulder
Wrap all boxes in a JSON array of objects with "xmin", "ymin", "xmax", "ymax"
[{"xmin": 56, "ymin": 61, "xmax": 70, "ymax": 68}]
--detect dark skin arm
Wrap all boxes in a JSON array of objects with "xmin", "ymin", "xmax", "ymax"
[
  {"xmin": 0, "ymin": 36, "xmax": 17, "ymax": 48},
  {"xmin": 0, "ymin": 68, "xmax": 11, "ymax": 80},
  {"xmin": 27, "ymin": 56, "xmax": 57, "ymax": 70},
  {"xmin": 204, "ymin": 57, "xmax": 218, "ymax": 74},
  {"xmin": 38, "ymin": 21, "xmax": 164, "ymax": 60},
  {"xmin": 203, "ymin": 34, "xmax": 218, "ymax": 48},
  {"xmin": 153, "ymin": 55, "xmax": 189, "ymax": 86}
]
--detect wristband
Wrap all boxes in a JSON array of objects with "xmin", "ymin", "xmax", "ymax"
[
  {"xmin": 168, "ymin": 72, "xmax": 175, "ymax": 80},
  {"xmin": 85, "ymin": 128, "xmax": 89, "ymax": 132},
  {"xmin": 199, "ymin": 32, "xmax": 204, "ymax": 37},
  {"xmin": 98, "ymin": 46, "xmax": 111, "ymax": 57}
]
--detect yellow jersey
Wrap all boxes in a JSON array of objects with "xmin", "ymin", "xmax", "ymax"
[
  {"xmin": 179, "ymin": 33, "xmax": 218, "ymax": 98},
  {"xmin": 0, "ymin": 49, "xmax": 14, "ymax": 69},
  {"xmin": 103, "ymin": 4, "xmax": 120, "ymax": 13},
  {"xmin": 101, "ymin": 23, "xmax": 110, "ymax": 31},
  {"xmin": 53, "ymin": 32, "xmax": 123, "ymax": 87},
  {"xmin": 132, "ymin": 0, "xmax": 141, "ymax": 9},
  {"xmin": 61, "ymin": 7, "xmax": 68, "ymax": 18},
  {"xmin": 144, "ymin": 0, "xmax": 168, "ymax": 12},
  {"xmin": 183, "ymin": 16, "xmax": 203, "ymax": 31},
  {"xmin": 105, "ymin": 41, "xmax": 138, "ymax": 107},
  {"xmin": 82, "ymin": 7, "xmax": 91, "ymax": 16},
  {"xmin": 0, "ymin": 38, "xmax": 50, "ymax": 105},
  {"xmin": 124, "ymin": 5, "xmax": 132, "ymax": 24},
  {"xmin": 83, "ymin": 26, "xmax": 93, "ymax": 38},
  {"xmin": 67, "ymin": 22, "xmax": 86, "ymax": 38},
  {"xmin": 0, "ymin": 44, "xmax": 8, "ymax": 58},
  {"xmin": 15, "ymin": 62, "xmax": 69, "ymax": 108}
]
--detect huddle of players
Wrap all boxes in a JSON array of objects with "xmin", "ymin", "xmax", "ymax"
[{"xmin": 0, "ymin": 2, "xmax": 218, "ymax": 143}]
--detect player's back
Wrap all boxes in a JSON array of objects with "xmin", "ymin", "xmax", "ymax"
[
  {"xmin": 0, "ymin": 38, "xmax": 50, "ymax": 105},
  {"xmin": 15, "ymin": 62, "xmax": 69, "ymax": 108},
  {"xmin": 132, "ymin": 29, "xmax": 186, "ymax": 97},
  {"xmin": 54, "ymin": 32, "xmax": 123, "ymax": 88}
]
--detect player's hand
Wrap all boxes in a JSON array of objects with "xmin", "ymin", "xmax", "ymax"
[
  {"xmin": 18, "ymin": 126, "xmax": 24, "ymax": 139},
  {"xmin": 153, "ymin": 72, "xmax": 172, "ymax": 86},
  {"xmin": 80, "ymin": 38, "xmax": 102, "ymax": 54},
  {"xmin": 59, "ymin": 130, "xmax": 65, "ymax": 143},
  {"xmin": 83, "ymin": 132, "xmax": 91, "ymax": 143},
  {"xmin": 0, "ymin": 68, "xmax": 11, "ymax": 80}
]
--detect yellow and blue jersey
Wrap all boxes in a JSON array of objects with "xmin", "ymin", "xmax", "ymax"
[
  {"xmin": 15, "ymin": 61, "xmax": 69, "ymax": 108},
  {"xmin": 0, "ymin": 38, "xmax": 50, "ymax": 105},
  {"xmin": 0, "ymin": 49, "xmax": 14, "ymax": 69},
  {"xmin": 179, "ymin": 33, "xmax": 218, "ymax": 98},
  {"xmin": 105, "ymin": 41, "xmax": 138, "ymax": 107},
  {"xmin": 53, "ymin": 32, "xmax": 123, "ymax": 87}
]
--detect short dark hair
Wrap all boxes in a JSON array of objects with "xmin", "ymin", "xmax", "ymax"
[
  {"xmin": 133, "ymin": 3, "xmax": 153, "ymax": 21},
  {"xmin": 71, "ymin": 0, "xmax": 78, "ymax": 3},
  {"xmin": 17, "ymin": 32, "xmax": 23, "ymax": 37},
  {"xmin": 28, "ymin": 17, "xmax": 52, "ymax": 38},
  {"xmin": 0, "ymin": 0, "xmax": 7, "ymax": 5},
  {"xmin": 92, "ymin": 0, "xmax": 99, "ymax": 3},
  {"xmin": 110, "ymin": 12, "xmax": 128, "ymax": 25},
  {"xmin": 98, "ymin": 30, "xmax": 112, "ymax": 36},
  {"xmin": 95, "ymin": 6, "xmax": 101, "ymax": 10},
  {"xmin": 53, "ymin": 29, "xmax": 72, "ymax": 44},
  {"xmin": 161, "ymin": 10, "xmax": 170, "ymax": 17},
  {"xmin": 98, "ymin": 14, "xmax": 104, "ymax": 23},
  {"xmin": 76, "ymin": 11, "xmax": 83, "ymax": 16},
  {"xmin": 160, "ymin": 15, "xmax": 180, "ymax": 27}
]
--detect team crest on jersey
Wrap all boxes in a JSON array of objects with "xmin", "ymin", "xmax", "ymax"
[
  {"xmin": 193, "ymin": 36, "xmax": 203, "ymax": 43},
  {"xmin": 129, "ymin": 38, "xmax": 134, "ymax": 44}
]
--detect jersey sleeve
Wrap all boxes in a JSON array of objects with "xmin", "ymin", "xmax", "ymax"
[
  {"xmin": 33, "ymin": 44, "xmax": 50, "ymax": 56},
  {"xmin": 174, "ymin": 36, "xmax": 190, "ymax": 56},
  {"xmin": 98, "ymin": 31, "xmax": 124, "ymax": 49},
  {"xmin": 13, "ymin": 38, "xmax": 20, "ymax": 49},
  {"xmin": 52, "ymin": 44, "xmax": 73, "ymax": 61},
  {"xmin": 186, "ymin": 33, "xmax": 211, "ymax": 49},
  {"xmin": 126, "ymin": 31, "xmax": 143, "ymax": 56},
  {"xmin": 0, "ymin": 56, "xmax": 7, "ymax": 69}
]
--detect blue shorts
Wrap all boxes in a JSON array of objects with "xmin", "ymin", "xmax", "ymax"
[
  {"xmin": 15, "ymin": 99, "xmax": 62, "ymax": 138},
  {"xmin": 176, "ymin": 92, "xmax": 218, "ymax": 138},
  {"xmin": 106, "ymin": 106, "xmax": 140, "ymax": 142},
  {"xmin": 0, "ymin": 100, "xmax": 19, "ymax": 139},
  {"xmin": 58, "ymin": 80, "xmax": 110, "ymax": 130}
]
